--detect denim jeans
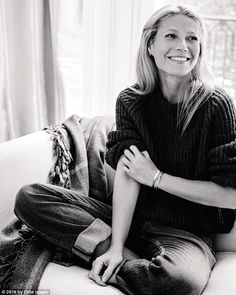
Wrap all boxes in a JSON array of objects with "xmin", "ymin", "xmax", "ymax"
[{"xmin": 14, "ymin": 183, "xmax": 216, "ymax": 295}]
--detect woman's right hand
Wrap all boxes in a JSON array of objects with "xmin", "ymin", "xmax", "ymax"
[{"xmin": 88, "ymin": 248, "xmax": 123, "ymax": 286}]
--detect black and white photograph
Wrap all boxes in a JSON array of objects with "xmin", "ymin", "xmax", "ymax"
[{"xmin": 0, "ymin": 0, "xmax": 236, "ymax": 294}]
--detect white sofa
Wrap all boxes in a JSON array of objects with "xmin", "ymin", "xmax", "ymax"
[{"xmin": 1, "ymin": 129, "xmax": 236, "ymax": 294}]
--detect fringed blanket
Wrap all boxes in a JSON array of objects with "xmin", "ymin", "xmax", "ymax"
[{"xmin": 0, "ymin": 114, "xmax": 115, "ymax": 291}]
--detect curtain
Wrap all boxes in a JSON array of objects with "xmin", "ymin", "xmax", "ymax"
[
  {"xmin": 0, "ymin": 0, "xmax": 83, "ymax": 142},
  {"xmin": 0, "ymin": 0, "xmax": 154, "ymax": 142},
  {"xmin": 82, "ymin": 0, "xmax": 154, "ymax": 117}
]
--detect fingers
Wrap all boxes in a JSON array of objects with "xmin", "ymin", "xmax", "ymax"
[
  {"xmin": 88, "ymin": 253, "xmax": 123, "ymax": 287},
  {"xmin": 123, "ymin": 146, "xmax": 140, "ymax": 170},
  {"xmin": 102, "ymin": 263, "xmax": 116, "ymax": 283},
  {"xmin": 141, "ymin": 150, "xmax": 150, "ymax": 159},
  {"xmin": 122, "ymin": 146, "xmax": 150, "ymax": 172},
  {"xmin": 123, "ymin": 145, "xmax": 142, "ymax": 161},
  {"xmin": 122, "ymin": 155, "xmax": 131, "ymax": 168},
  {"xmin": 89, "ymin": 259, "xmax": 107, "ymax": 286},
  {"xmin": 129, "ymin": 145, "xmax": 140, "ymax": 156},
  {"xmin": 125, "ymin": 146, "xmax": 149, "ymax": 159},
  {"xmin": 123, "ymin": 148, "xmax": 135, "ymax": 161}
]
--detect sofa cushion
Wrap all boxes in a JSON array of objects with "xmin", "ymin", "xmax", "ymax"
[
  {"xmin": 214, "ymin": 220, "xmax": 236, "ymax": 252},
  {"xmin": 39, "ymin": 262, "xmax": 123, "ymax": 294},
  {"xmin": 203, "ymin": 252, "xmax": 236, "ymax": 295},
  {"xmin": 39, "ymin": 252, "xmax": 236, "ymax": 295}
]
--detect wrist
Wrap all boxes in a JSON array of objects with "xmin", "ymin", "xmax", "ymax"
[
  {"xmin": 152, "ymin": 169, "xmax": 164, "ymax": 189},
  {"xmin": 109, "ymin": 244, "xmax": 124, "ymax": 256},
  {"xmin": 110, "ymin": 240, "xmax": 124, "ymax": 252}
]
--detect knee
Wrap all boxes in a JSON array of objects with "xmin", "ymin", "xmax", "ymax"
[
  {"xmin": 173, "ymin": 270, "xmax": 207, "ymax": 295},
  {"xmin": 169, "ymin": 267, "xmax": 208, "ymax": 295},
  {"xmin": 14, "ymin": 183, "xmax": 42, "ymax": 219},
  {"xmin": 185, "ymin": 266, "xmax": 210, "ymax": 295},
  {"xmin": 149, "ymin": 258, "xmax": 208, "ymax": 295},
  {"xmin": 117, "ymin": 258, "xmax": 207, "ymax": 295}
]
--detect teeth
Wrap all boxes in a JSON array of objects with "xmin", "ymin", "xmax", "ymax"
[{"xmin": 169, "ymin": 57, "xmax": 189, "ymax": 62}]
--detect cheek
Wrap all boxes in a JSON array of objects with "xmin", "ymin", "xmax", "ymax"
[
  {"xmin": 188, "ymin": 45, "xmax": 200, "ymax": 68},
  {"xmin": 153, "ymin": 54, "xmax": 165, "ymax": 70},
  {"xmin": 191, "ymin": 48, "xmax": 201, "ymax": 71},
  {"xmin": 153, "ymin": 47, "xmax": 167, "ymax": 65},
  {"xmin": 193, "ymin": 44, "xmax": 201, "ymax": 60}
]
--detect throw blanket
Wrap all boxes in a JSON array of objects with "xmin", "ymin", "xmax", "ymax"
[{"xmin": 0, "ymin": 114, "xmax": 115, "ymax": 290}]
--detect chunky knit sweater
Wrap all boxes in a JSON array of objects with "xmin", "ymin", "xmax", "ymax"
[{"xmin": 106, "ymin": 86, "xmax": 236, "ymax": 235}]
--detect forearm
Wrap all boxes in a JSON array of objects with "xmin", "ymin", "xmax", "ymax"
[
  {"xmin": 110, "ymin": 156, "xmax": 140, "ymax": 251},
  {"xmin": 158, "ymin": 173, "xmax": 236, "ymax": 209}
]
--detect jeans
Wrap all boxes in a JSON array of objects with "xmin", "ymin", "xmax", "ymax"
[{"xmin": 14, "ymin": 183, "xmax": 216, "ymax": 295}]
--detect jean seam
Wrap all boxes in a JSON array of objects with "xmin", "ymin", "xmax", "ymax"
[
  {"xmin": 58, "ymin": 190, "xmax": 92, "ymax": 208},
  {"xmin": 45, "ymin": 184, "xmax": 93, "ymax": 210}
]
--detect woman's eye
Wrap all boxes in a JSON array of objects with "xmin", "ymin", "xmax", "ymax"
[
  {"xmin": 187, "ymin": 36, "xmax": 198, "ymax": 41},
  {"xmin": 165, "ymin": 34, "xmax": 176, "ymax": 39}
]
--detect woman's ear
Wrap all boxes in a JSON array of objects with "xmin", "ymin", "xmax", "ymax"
[
  {"xmin": 148, "ymin": 46, "xmax": 152, "ymax": 56},
  {"xmin": 199, "ymin": 43, "xmax": 202, "ymax": 56}
]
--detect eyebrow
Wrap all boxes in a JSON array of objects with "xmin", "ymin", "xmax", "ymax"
[{"xmin": 164, "ymin": 29, "xmax": 197, "ymax": 35}]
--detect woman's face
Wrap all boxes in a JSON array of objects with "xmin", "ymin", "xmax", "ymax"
[{"xmin": 149, "ymin": 14, "xmax": 201, "ymax": 80}]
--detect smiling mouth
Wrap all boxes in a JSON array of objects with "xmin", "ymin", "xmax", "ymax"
[{"xmin": 168, "ymin": 56, "xmax": 191, "ymax": 62}]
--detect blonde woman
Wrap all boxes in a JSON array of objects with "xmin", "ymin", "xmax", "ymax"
[
  {"xmin": 15, "ymin": 5, "xmax": 236, "ymax": 295},
  {"xmin": 91, "ymin": 4, "xmax": 236, "ymax": 294}
]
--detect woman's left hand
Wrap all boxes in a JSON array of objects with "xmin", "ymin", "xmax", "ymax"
[{"xmin": 122, "ymin": 145, "xmax": 158, "ymax": 187}]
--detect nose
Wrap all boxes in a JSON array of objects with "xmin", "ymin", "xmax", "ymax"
[{"xmin": 176, "ymin": 38, "xmax": 188, "ymax": 52}]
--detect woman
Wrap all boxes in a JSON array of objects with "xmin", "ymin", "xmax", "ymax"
[
  {"xmin": 14, "ymin": 5, "xmax": 236, "ymax": 295},
  {"xmin": 89, "ymin": 4, "xmax": 236, "ymax": 294}
]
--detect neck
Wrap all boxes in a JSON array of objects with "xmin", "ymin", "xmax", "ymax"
[{"xmin": 158, "ymin": 72, "xmax": 191, "ymax": 104}]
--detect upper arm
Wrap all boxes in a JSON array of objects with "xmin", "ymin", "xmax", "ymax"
[
  {"xmin": 208, "ymin": 91, "xmax": 236, "ymax": 188},
  {"xmin": 106, "ymin": 93, "xmax": 146, "ymax": 169}
]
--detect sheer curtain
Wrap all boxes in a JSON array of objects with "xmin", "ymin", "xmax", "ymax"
[
  {"xmin": 0, "ymin": 0, "xmax": 83, "ymax": 142},
  {"xmin": 81, "ymin": 0, "xmax": 154, "ymax": 117},
  {"xmin": 0, "ymin": 0, "xmax": 154, "ymax": 142}
]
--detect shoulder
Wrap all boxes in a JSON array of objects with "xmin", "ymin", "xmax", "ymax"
[
  {"xmin": 205, "ymin": 87, "xmax": 236, "ymax": 138},
  {"xmin": 117, "ymin": 85, "xmax": 141, "ymax": 102},
  {"xmin": 209, "ymin": 87, "xmax": 235, "ymax": 112},
  {"xmin": 116, "ymin": 85, "xmax": 146, "ymax": 113},
  {"xmin": 205, "ymin": 87, "xmax": 236, "ymax": 119}
]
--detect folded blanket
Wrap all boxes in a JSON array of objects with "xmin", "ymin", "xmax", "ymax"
[{"xmin": 45, "ymin": 114, "xmax": 115, "ymax": 202}]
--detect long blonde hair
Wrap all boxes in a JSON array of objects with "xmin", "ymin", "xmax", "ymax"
[{"xmin": 131, "ymin": 5, "xmax": 214, "ymax": 133}]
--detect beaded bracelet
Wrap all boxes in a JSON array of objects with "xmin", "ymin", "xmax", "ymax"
[{"xmin": 153, "ymin": 170, "xmax": 163, "ymax": 189}]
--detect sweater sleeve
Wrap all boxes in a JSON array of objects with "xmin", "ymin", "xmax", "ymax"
[
  {"xmin": 208, "ymin": 90, "xmax": 236, "ymax": 188},
  {"xmin": 105, "ymin": 91, "xmax": 146, "ymax": 169}
]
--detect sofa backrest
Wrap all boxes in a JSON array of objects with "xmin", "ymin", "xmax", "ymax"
[
  {"xmin": 0, "ymin": 131, "xmax": 53, "ymax": 227},
  {"xmin": 0, "ymin": 130, "xmax": 235, "ymax": 252}
]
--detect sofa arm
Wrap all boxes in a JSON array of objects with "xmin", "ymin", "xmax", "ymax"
[{"xmin": 0, "ymin": 131, "xmax": 54, "ymax": 229}]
